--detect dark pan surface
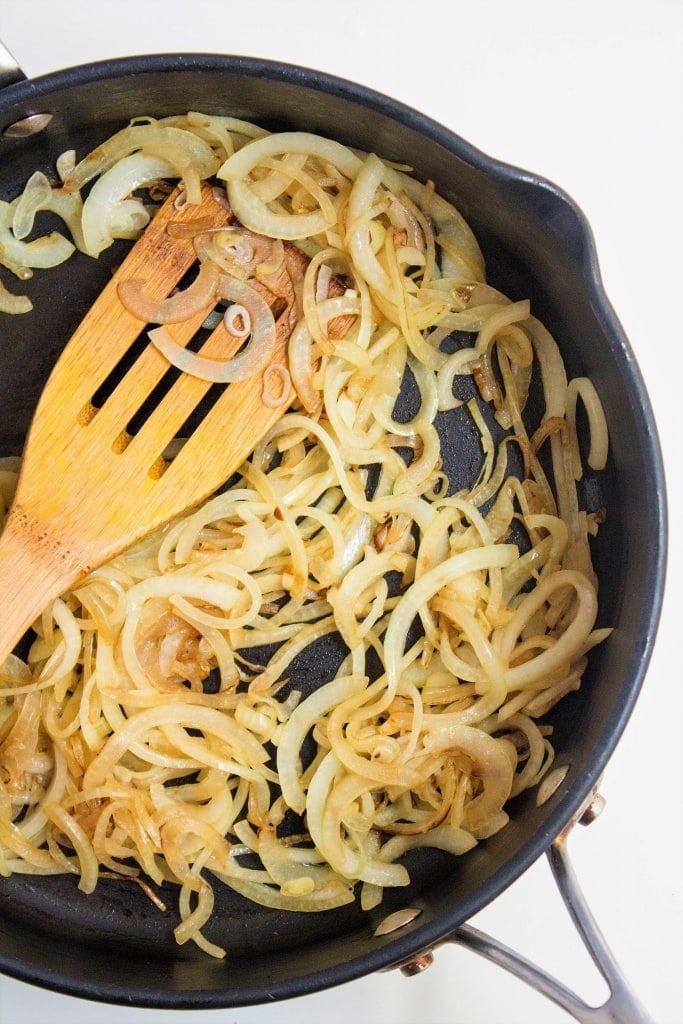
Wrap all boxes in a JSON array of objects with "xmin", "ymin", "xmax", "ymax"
[{"xmin": 0, "ymin": 54, "xmax": 666, "ymax": 1008}]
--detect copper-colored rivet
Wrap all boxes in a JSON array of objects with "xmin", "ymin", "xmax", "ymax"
[
  {"xmin": 399, "ymin": 952, "xmax": 434, "ymax": 976},
  {"xmin": 579, "ymin": 792, "xmax": 606, "ymax": 826}
]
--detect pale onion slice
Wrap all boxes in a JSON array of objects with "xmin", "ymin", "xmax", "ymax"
[
  {"xmin": 225, "ymin": 182, "xmax": 333, "ymax": 241},
  {"xmin": 566, "ymin": 376, "xmax": 609, "ymax": 475},
  {"xmin": 148, "ymin": 278, "xmax": 276, "ymax": 383},
  {"xmin": 11, "ymin": 171, "xmax": 52, "ymax": 239},
  {"xmin": 218, "ymin": 131, "xmax": 364, "ymax": 240},
  {"xmin": 10, "ymin": 170, "xmax": 86, "ymax": 254},
  {"xmin": 218, "ymin": 130, "xmax": 363, "ymax": 189},
  {"xmin": 421, "ymin": 723, "xmax": 515, "ymax": 836},
  {"xmin": 107, "ymin": 198, "xmax": 150, "ymax": 240},
  {"xmin": 62, "ymin": 121, "xmax": 220, "ymax": 195},
  {"xmin": 118, "ymin": 260, "xmax": 220, "ymax": 324},
  {"xmin": 398, "ymin": 171, "xmax": 486, "ymax": 282},
  {"xmin": 0, "ymin": 199, "xmax": 75, "ymax": 274},
  {"xmin": 0, "ymin": 278, "xmax": 32, "ymax": 314},
  {"xmin": 345, "ymin": 153, "xmax": 394, "ymax": 297},
  {"xmin": 288, "ymin": 319, "xmax": 322, "ymax": 413},
  {"xmin": 56, "ymin": 149, "xmax": 76, "ymax": 182},
  {"xmin": 80, "ymin": 153, "xmax": 176, "ymax": 257}
]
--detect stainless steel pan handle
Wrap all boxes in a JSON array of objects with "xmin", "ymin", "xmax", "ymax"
[
  {"xmin": 394, "ymin": 789, "xmax": 655, "ymax": 1023},
  {"xmin": 0, "ymin": 39, "xmax": 25, "ymax": 89}
]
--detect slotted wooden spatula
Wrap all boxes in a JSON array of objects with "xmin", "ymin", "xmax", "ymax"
[{"xmin": 0, "ymin": 184, "xmax": 298, "ymax": 666}]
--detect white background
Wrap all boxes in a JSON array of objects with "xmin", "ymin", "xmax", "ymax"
[{"xmin": 0, "ymin": 2, "xmax": 681, "ymax": 1022}]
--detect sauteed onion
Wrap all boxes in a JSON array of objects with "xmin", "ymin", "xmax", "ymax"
[{"xmin": 0, "ymin": 114, "xmax": 610, "ymax": 958}]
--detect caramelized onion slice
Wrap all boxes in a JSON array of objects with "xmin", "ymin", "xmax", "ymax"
[
  {"xmin": 148, "ymin": 278, "xmax": 276, "ymax": 383},
  {"xmin": 118, "ymin": 260, "xmax": 220, "ymax": 324}
]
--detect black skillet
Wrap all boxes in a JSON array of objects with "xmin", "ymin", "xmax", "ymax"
[{"xmin": 0, "ymin": 50, "xmax": 666, "ymax": 1021}]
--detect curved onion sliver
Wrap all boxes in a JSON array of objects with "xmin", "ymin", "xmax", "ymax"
[
  {"xmin": 288, "ymin": 319, "xmax": 323, "ymax": 413},
  {"xmin": 148, "ymin": 277, "xmax": 276, "ymax": 383},
  {"xmin": 62, "ymin": 121, "xmax": 220, "ymax": 195},
  {"xmin": 0, "ymin": 201, "xmax": 75, "ymax": 274},
  {"xmin": 0, "ymin": 279, "xmax": 32, "ymax": 314},
  {"xmin": 118, "ymin": 260, "xmax": 220, "ymax": 324},
  {"xmin": 80, "ymin": 153, "xmax": 176, "ymax": 257},
  {"xmin": 219, "ymin": 131, "xmax": 364, "ymax": 240}
]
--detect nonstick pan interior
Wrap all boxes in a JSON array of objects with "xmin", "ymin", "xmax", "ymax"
[{"xmin": 0, "ymin": 54, "xmax": 666, "ymax": 1007}]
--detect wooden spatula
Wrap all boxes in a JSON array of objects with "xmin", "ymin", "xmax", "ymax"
[{"xmin": 0, "ymin": 184, "xmax": 299, "ymax": 666}]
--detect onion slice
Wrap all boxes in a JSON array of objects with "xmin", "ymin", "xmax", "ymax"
[
  {"xmin": 80, "ymin": 153, "xmax": 176, "ymax": 257},
  {"xmin": 261, "ymin": 363, "xmax": 292, "ymax": 408},
  {"xmin": 148, "ymin": 278, "xmax": 277, "ymax": 383},
  {"xmin": 118, "ymin": 260, "xmax": 220, "ymax": 324},
  {"xmin": 62, "ymin": 121, "xmax": 220, "ymax": 197},
  {"xmin": 0, "ymin": 201, "xmax": 75, "ymax": 274},
  {"xmin": 0, "ymin": 279, "xmax": 32, "ymax": 314},
  {"xmin": 219, "ymin": 131, "xmax": 363, "ymax": 240}
]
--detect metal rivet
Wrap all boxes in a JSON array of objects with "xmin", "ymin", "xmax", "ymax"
[
  {"xmin": 579, "ymin": 792, "xmax": 606, "ymax": 826},
  {"xmin": 3, "ymin": 112, "xmax": 53, "ymax": 138},
  {"xmin": 536, "ymin": 763, "xmax": 570, "ymax": 807},
  {"xmin": 399, "ymin": 951, "xmax": 434, "ymax": 976},
  {"xmin": 373, "ymin": 906, "xmax": 423, "ymax": 937}
]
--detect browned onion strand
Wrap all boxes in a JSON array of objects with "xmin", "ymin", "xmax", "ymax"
[{"xmin": 0, "ymin": 116, "xmax": 610, "ymax": 957}]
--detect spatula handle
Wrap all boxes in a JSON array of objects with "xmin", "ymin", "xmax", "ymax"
[{"xmin": 0, "ymin": 513, "xmax": 77, "ymax": 666}]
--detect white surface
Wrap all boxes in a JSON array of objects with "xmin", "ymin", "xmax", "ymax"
[{"xmin": 0, "ymin": 2, "xmax": 681, "ymax": 1022}]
